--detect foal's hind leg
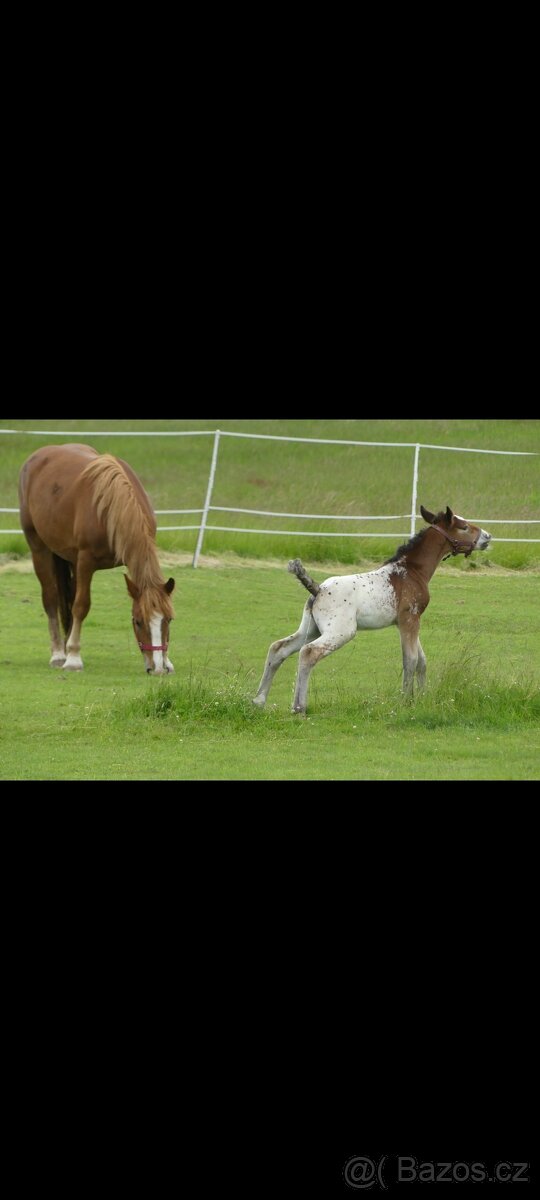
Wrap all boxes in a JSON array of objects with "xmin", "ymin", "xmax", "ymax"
[
  {"xmin": 253, "ymin": 604, "xmax": 318, "ymax": 708},
  {"xmin": 292, "ymin": 624, "xmax": 356, "ymax": 714},
  {"xmin": 26, "ymin": 536, "xmax": 66, "ymax": 666}
]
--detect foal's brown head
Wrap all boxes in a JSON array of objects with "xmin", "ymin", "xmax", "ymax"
[
  {"xmin": 420, "ymin": 506, "xmax": 491, "ymax": 558},
  {"xmin": 125, "ymin": 575, "xmax": 175, "ymax": 674}
]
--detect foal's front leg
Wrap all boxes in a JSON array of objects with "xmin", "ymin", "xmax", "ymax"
[
  {"xmin": 398, "ymin": 613, "xmax": 424, "ymax": 697},
  {"xmin": 416, "ymin": 638, "xmax": 427, "ymax": 690}
]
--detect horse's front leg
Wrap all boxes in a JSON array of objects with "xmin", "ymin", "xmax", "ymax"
[{"xmin": 64, "ymin": 555, "xmax": 94, "ymax": 671}]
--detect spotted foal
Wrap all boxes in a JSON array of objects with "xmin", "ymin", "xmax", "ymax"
[{"xmin": 253, "ymin": 505, "xmax": 491, "ymax": 713}]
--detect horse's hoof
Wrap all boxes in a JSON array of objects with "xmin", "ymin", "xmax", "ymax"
[
  {"xmin": 252, "ymin": 696, "xmax": 266, "ymax": 708},
  {"xmin": 291, "ymin": 706, "xmax": 306, "ymax": 716},
  {"xmin": 49, "ymin": 655, "xmax": 66, "ymax": 668},
  {"xmin": 63, "ymin": 655, "xmax": 84, "ymax": 671}
]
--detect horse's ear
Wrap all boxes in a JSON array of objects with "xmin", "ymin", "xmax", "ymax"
[
  {"xmin": 164, "ymin": 577, "xmax": 175, "ymax": 595},
  {"xmin": 125, "ymin": 575, "xmax": 140, "ymax": 600},
  {"xmin": 420, "ymin": 506, "xmax": 435, "ymax": 525},
  {"xmin": 445, "ymin": 506, "xmax": 454, "ymax": 522}
]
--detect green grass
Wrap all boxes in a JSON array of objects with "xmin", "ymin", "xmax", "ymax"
[
  {"xmin": 1, "ymin": 418, "xmax": 539, "ymax": 567},
  {"xmin": 1, "ymin": 560, "xmax": 539, "ymax": 779}
]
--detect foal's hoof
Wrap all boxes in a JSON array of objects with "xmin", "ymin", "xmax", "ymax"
[
  {"xmin": 252, "ymin": 696, "xmax": 266, "ymax": 708},
  {"xmin": 291, "ymin": 705, "xmax": 306, "ymax": 716},
  {"xmin": 49, "ymin": 655, "xmax": 66, "ymax": 668}
]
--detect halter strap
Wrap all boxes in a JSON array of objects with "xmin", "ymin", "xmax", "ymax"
[
  {"xmin": 132, "ymin": 617, "xmax": 169, "ymax": 653},
  {"xmin": 432, "ymin": 524, "xmax": 475, "ymax": 558}
]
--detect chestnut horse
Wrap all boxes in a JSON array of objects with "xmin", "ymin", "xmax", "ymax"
[
  {"xmin": 253, "ymin": 505, "xmax": 491, "ymax": 712},
  {"xmin": 19, "ymin": 444, "xmax": 175, "ymax": 674}
]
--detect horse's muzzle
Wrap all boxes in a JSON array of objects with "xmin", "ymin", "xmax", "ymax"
[{"xmin": 476, "ymin": 529, "xmax": 491, "ymax": 550}]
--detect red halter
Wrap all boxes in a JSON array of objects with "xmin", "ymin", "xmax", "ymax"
[{"xmin": 132, "ymin": 618, "xmax": 169, "ymax": 653}]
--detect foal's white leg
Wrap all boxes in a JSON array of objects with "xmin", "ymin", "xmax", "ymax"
[
  {"xmin": 253, "ymin": 606, "xmax": 317, "ymax": 708},
  {"xmin": 292, "ymin": 625, "xmax": 356, "ymax": 714}
]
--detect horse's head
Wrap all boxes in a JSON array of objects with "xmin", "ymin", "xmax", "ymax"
[
  {"xmin": 420, "ymin": 506, "xmax": 491, "ymax": 557},
  {"xmin": 125, "ymin": 575, "xmax": 175, "ymax": 674}
]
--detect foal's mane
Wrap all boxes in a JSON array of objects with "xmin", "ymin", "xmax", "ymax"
[
  {"xmin": 81, "ymin": 454, "xmax": 174, "ymax": 620},
  {"xmin": 384, "ymin": 526, "xmax": 429, "ymax": 564}
]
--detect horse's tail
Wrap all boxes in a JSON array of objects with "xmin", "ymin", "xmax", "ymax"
[
  {"xmin": 288, "ymin": 558, "xmax": 320, "ymax": 597},
  {"xmin": 53, "ymin": 554, "xmax": 74, "ymax": 638}
]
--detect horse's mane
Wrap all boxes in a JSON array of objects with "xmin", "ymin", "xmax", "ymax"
[
  {"xmin": 384, "ymin": 526, "xmax": 429, "ymax": 564},
  {"xmin": 81, "ymin": 455, "xmax": 174, "ymax": 622}
]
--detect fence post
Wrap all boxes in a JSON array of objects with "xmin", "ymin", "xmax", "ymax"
[
  {"xmin": 410, "ymin": 443, "xmax": 420, "ymax": 537},
  {"xmin": 192, "ymin": 429, "xmax": 221, "ymax": 567}
]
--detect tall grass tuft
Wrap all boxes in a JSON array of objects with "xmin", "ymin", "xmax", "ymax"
[
  {"xmin": 349, "ymin": 649, "xmax": 540, "ymax": 731},
  {"xmin": 120, "ymin": 667, "xmax": 268, "ymax": 732}
]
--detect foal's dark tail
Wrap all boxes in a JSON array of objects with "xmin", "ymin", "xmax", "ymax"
[
  {"xmin": 288, "ymin": 559, "xmax": 320, "ymax": 597},
  {"xmin": 53, "ymin": 554, "xmax": 74, "ymax": 638}
]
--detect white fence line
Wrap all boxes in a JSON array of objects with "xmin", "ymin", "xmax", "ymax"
[
  {"xmin": 0, "ymin": 426, "xmax": 536, "ymax": 453},
  {"xmin": 0, "ymin": 428, "xmax": 215, "ymax": 437},
  {"xmin": 1, "ymin": 504, "xmax": 538, "ymax": 523},
  {"xmin": 1, "ymin": 429, "xmax": 538, "ymax": 560}
]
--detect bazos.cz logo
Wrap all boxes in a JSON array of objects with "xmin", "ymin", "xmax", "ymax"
[{"xmin": 343, "ymin": 1156, "xmax": 530, "ymax": 1188}]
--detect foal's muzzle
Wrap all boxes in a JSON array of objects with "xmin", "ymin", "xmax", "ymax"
[{"xmin": 476, "ymin": 529, "xmax": 491, "ymax": 550}]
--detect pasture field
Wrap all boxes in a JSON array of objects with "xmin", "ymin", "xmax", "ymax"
[
  {"xmin": 1, "ymin": 418, "xmax": 539, "ymax": 567},
  {"xmin": 1, "ymin": 557, "xmax": 539, "ymax": 780}
]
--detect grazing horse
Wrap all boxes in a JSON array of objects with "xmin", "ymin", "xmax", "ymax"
[
  {"xmin": 19, "ymin": 443, "xmax": 175, "ymax": 674},
  {"xmin": 253, "ymin": 506, "xmax": 491, "ymax": 712}
]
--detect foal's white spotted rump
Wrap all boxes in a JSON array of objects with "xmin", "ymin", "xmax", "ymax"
[
  {"xmin": 252, "ymin": 506, "xmax": 491, "ymax": 714},
  {"xmin": 313, "ymin": 564, "xmax": 401, "ymax": 635}
]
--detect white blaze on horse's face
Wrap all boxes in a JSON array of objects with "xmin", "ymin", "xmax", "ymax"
[
  {"xmin": 145, "ymin": 614, "xmax": 174, "ymax": 675},
  {"xmin": 149, "ymin": 613, "xmax": 166, "ymax": 675}
]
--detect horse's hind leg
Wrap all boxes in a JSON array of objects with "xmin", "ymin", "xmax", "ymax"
[
  {"xmin": 253, "ymin": 604, "xmax": 318, "ymax": 708},
  {"xmin": 26, "ymin": 536, "xmax": 66, "ymax": 666}
]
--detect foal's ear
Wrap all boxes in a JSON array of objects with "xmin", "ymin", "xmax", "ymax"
[
  {"xmin": 420, "ymin": 506, "xmax": 436, "ymax": 525},
  {"xmin": 445, "ymin": 506, "xmax": 454, "ymax": 522},
  {"xmin": 125, "ymin": 575, "xmax": 140, "ymax": 600},
  {"xmin": 164, "ymin": 577, "xmax": 175, "ymax": 595}
]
